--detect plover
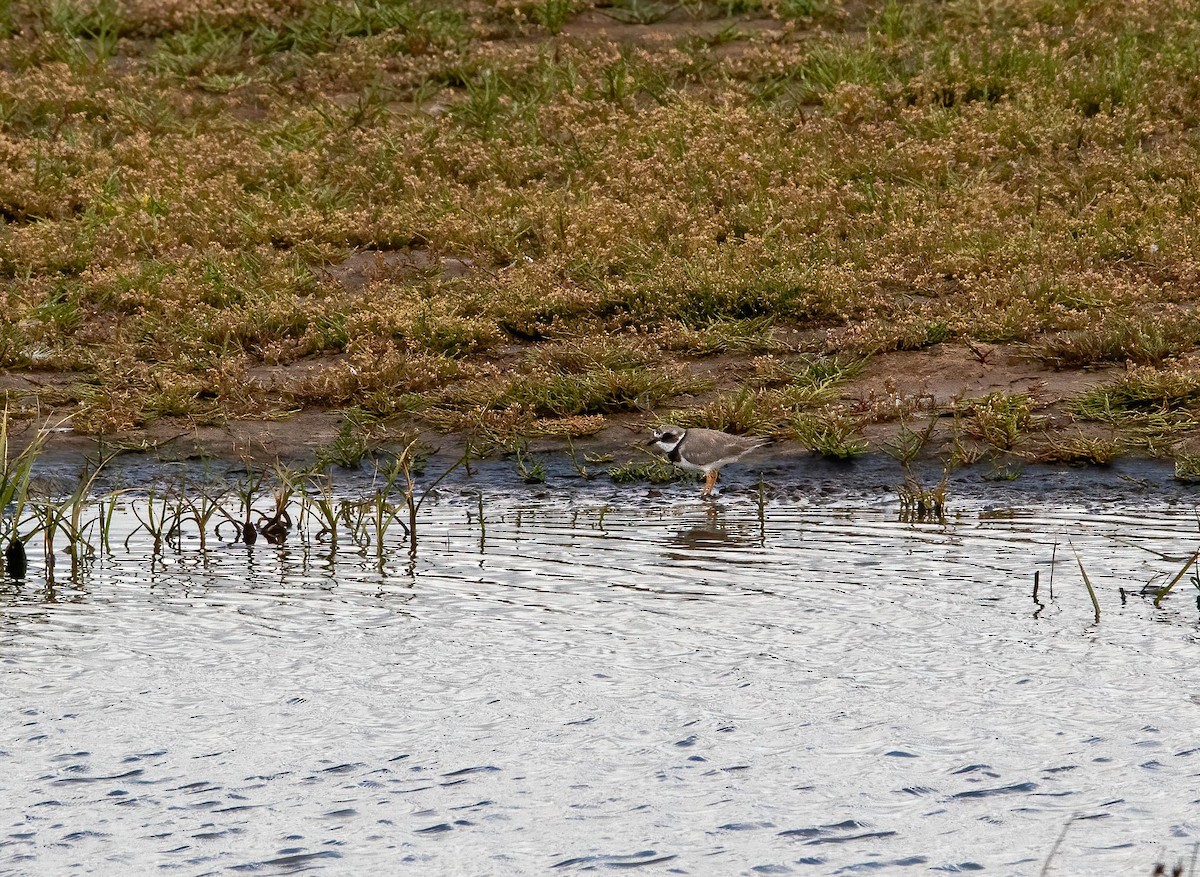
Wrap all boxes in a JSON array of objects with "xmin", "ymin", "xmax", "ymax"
[{"xmin": 648, "ymin": 426, "xmax": 770, "ymax": 497}]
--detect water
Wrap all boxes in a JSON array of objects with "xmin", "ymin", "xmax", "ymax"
[{"xmin": 3, "ymin": 481, "xmax": 1200, "ymax": 875}]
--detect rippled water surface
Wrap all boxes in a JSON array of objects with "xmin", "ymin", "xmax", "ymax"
[{"xmin": 3, "ymin": 482, "xmax": 1200, "ymax": 875}]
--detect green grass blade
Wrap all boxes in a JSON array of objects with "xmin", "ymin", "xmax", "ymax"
[
  {"xmin": 1153, "ymin": 549, "xmax": 1200, "ymax": 608},
  {"xmin": 1069, "ymin": 540, "xmax": 1101, "ymax": 624}
]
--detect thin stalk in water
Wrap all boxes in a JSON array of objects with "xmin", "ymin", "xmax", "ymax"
[
  {"xmin": 477, "ymin": 489, "xmax": 485, "ymax": 553},
  {"xmin": 1069, "ymin": 540, "xmax": 1101, "ymax": 623},
  {"xmin": 181, "ymin": 488, "xmax": 227, "ymax": 553},
  {"xmin": 1153, "ymin": 548, "xmax": 1200, "ymax": 608},
  {"xmin": 394, "ymin": 442, "xmax": 467, "ymax": 558},
  {"xmin": 305, "ymin": 475, "xmax": 340, "ymax": 550},
  {"xmin": 1048, "ymin": 537, "xmax": 1057, "ymax": 600}
]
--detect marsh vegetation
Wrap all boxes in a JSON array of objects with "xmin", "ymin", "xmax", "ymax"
[{"xmin": 0, "ymin": 0, "xmax": 1199, "ymax": 473}]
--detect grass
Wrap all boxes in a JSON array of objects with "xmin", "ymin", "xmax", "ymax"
[
  {"xmin": 608, "ymin": 456, "xmax": 691, "ymax": 484},
  {"xmin": 1, "ymin": 0, "xmax": 1200, "ymax": 461},
  {"xmin": 485, "ymin": 365, "xmax": 703, "ymax": 418},
  {"xmin": 1073, "ymin": 369, "xmax": 1200, "ymax": 423},
  {"xmin": 1034, "ymin": 315, "xmax": 1200, "ymax": 369},
  {"xmin": 792, "ymin": 409, "xmax": 867, "ymax": 460},
  {"xmin": 668, "ymin": 354, "xmax": 861, "ymax": 436},
  {"xmin": 316, "ymin": 409, "xmax": 388, "ymax": 469},
  {"xmin": 1034, "ymin": 433, "xmax": 1123, "ymax": 466},
  {"xmin": 957, "ymin": 392, "xmax": 1038, "ymax": 452},
  {"xmin": 883, "ymin": 416, "xmax": 938, "ymax": 466},
  {"xmin": 1070, "ymin": 540, "xmax": 1102, "ymax": 624},
  {"xmin": 1071, "ymin": 368, "xmax": 1200, "ymax": 452},
  {"xmin": 657, "ymin": 317, "xmax": 784, "ymax": 356},
  {"xmin": 1175, "ymin": 454, "xmax": 1200, "ymax": 483}
]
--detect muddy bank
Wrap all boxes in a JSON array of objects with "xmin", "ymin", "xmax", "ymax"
[
  {"xmin": 6, "ymin": 340, "xmax": 1196, "ymax": 502},
  {"xmin": 0, "ymin": 342, "xmax": 1157, "ymax": 469},
  {"xmin": 15, "ymin": 421, "xmax": 1198, "ymax": 508}
]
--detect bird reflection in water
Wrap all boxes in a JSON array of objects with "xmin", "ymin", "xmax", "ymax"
[{"xmin": 666, "ymin": 504, "xmax": 760, "ymax": 561}]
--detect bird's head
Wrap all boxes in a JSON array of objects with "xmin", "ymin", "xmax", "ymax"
[{"xmin": 648, "ymin": 425, "xmax": 685, "ymax": 451}]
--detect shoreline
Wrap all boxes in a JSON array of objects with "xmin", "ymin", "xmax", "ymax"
[
  {"xmin": 6, "ymin": 343, "xmax": 1193, "ymax": 483},
  {"xmin": 10, "ymin": 410, "xmax": 1198, "ymax": 505}
]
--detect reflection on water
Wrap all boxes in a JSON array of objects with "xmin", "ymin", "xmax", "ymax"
[
  {"xmin": 667, "ymin": 504, "xmax": 764, "ymax": 560},
  {"xmin": 3, "ymin": 487, "xmax": 1200, "ymax": 875}
]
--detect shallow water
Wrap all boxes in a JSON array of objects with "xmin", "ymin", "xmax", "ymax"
[{"xmin": 3, "ymin": 482, "xmax": 1200, "ymax": 875}]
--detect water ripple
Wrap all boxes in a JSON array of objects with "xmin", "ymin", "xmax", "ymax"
[{"xmin": 2, "ymin": 493, "xmax": 1199, "ymax": 873}]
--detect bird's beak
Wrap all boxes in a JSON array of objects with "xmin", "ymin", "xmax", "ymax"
[{"xmin": 646, "ymin": 436, "xmax": 660, "ymax": 446}]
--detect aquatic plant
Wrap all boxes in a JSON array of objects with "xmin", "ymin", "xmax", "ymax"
[
  {"xmin": 792, "ymin": 410, "xmax": 867, "ymax": 460},
  {"xmin": 225, "ymin": 467, "xmax": 268, "ymax": 545},
  {"xmin": 358, "ymin": 452, "xmax": 412, "ymax": 560},
  {"xmin": 302, "ymin": 474, "xmax": 341, "ymax": 549},
  {"xmin": 179, "ymin": 486, "xmax": 226, "ymax": 553},
  {"xmin": 376, "ymin": 440, "xmax": 468, "ymax": 557},
  {"xmin": 0, "ymin": 412, "xmax": 77, "ymax": 575},
  {"xmin": 1152, "ymin": 551, "xmax": 1200, "ymax": 609},
  {"xmin": 898, "ymin": 471, "xmax": 948, "ymax": 523},
  {"xmin": 0, "ymin": 411, "xmax": 58, "ymax": 577},
  {"xmin": 255, "ymin": 462, "xmax": 300, "ymax": 545},
  {"xmin": 608, "ymin": 457, "xmax": 689, "ymax": 485},
  {"xmin": 23, "ymin": 449, "xmax": 119, "ymax": 576},
  {"xmin": 1069, "ymin": 540, "xmax": 1102, "ymax": 624},
  {"xmin": 1175, "ymin": 455, "xmax": 1200, "ymax": 483},
  {"xmin": 514, "ymin": 444, "xmax": 547, "ymax": 484},
  {"xmin": 126, "ymin": 485, "xmax": 180, "ymax": 554}
]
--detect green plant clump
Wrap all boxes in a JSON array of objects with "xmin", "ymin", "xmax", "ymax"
[{"xmin": 608, "ymin": 458, "xmax": 692, "ymax": 484}]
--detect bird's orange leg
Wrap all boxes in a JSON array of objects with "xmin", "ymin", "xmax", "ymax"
[{"xmin": 702, "ymin": 470, "xmax": 718, "ymax": 497}]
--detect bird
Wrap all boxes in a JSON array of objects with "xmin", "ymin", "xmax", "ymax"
[{"xmin": 647, "ymin": 425, "xmax": 770, "ymax": 498}]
